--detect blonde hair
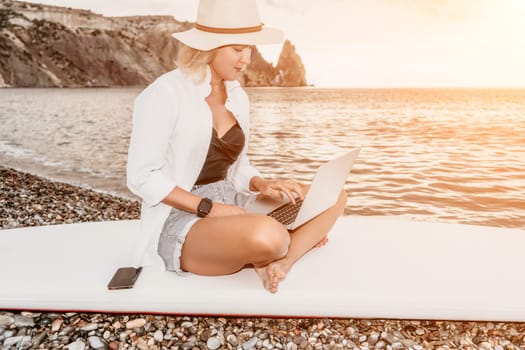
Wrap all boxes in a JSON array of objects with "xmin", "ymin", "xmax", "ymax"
[{"xmin": 175, "ymin": 43, "xmax": 218, "ymax": 82}]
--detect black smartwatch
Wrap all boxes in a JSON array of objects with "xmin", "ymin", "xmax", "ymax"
[{"xmin": 197, "ymin": 197, "xmax": 213, "ymax": 218}]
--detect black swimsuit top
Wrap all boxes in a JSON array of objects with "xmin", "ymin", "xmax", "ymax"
[{"xmin": 194, "ymin": 123, "xmax": 245, "ymax": 186}]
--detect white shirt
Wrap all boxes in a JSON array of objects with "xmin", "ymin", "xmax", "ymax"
[{"xmin": 126, "ymin": 67, "xmax": 260, "ymax": 268}]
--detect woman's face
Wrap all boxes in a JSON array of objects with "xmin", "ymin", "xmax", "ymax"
[{"xmin": 210, "ymin": 45, "xmax": 252, "ymax": 81}]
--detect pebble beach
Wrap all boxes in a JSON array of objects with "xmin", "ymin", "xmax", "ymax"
[{"xmin": 1, "ymin": 166, "xmax": 525, "ymax": 350}]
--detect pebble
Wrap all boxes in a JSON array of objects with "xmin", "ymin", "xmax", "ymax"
[
  {"xmin": 346, "ymin": 326, "xmax": 357, "ymax": 337},
  {"xmin": 374, "ymin": 340, "xmax": 386, "ymax": 349},
  {"xmin": 401, "ymin": 339, "xmax": 416, "ymax": 348},
  {"xmin": 181, "ymin": 321, "xmax": 193, "ymax": 328},
  {"xmin": 117, "ymin": 331, "xmax": 126, "ymax": 342},
  {"xmin": 38, "ymin": 317, "xmax": 52, "ymax": 326},
  {"xmin": 66, "ymin": 339, "xmax": 86, "ymax": 350},
  {"xmin": 3, "ymin": 336, "xmax": 23, "ymax": 347},
  {"xmin": 81, "ymin": 323, "xmax": 99, "ymax": 331},
  {"xmin": 293, "ymin": 335, "xmax": 306, "ymax": 344},
  {"xmin": 391, "ymin": 341, "xmax": 403, "ymax": 349},
  {"xmin": 137, "ymin": 337, "xmax": 148, "ymax": 350},
  {"xmin": 61, "ymin": 325, "xmax": 75, "ymax": 336},
  {"xmin": 181, "ymin": 340, "xmax": 196, "ymax": 349},
  {"xmin": 88, "ymin": 336, "xmax": 107, "ymax": 349},
  {"xmin": 207, "ymin": 336, "xmax": 221, "ymax": 349},
  {"xmin": 227, "ymin": 333, "xmax": 239, "ymax": 346},
  {"xmin": 0, "ymin": 315, "xmax": 14, "ymax": 327},
  {"xmin": 3, "ymin": 330, "xmax": 15, "ymax": 338},
  {"xmin": 125, "ymin": 318, "xmax": 146, "ymax": 329},
  {"xmin": 368, "ymin": 333, "xmax": 379, "ymax": 345},
  {"xmin": 14, "ymin": 315, "xmax": 35, "ymax": 327},
  {"xmin": 153, "ymin": 329, "xmax": 163, "ymax": 342},
  {"xmin": 479, "ymin": 342, "xmax": 492, "ymax": 350},
  {"xmin": 31, "ymin": 330, "xmax": 48, "ymax": 348},
  {"xmin": 19, "ymin": 336, "xmax": 32, "ymax": 348},
  {"xmin": 286, "ymin": 341, "xmax": 298, "ymax": 350},
  {"xmin": 243, "ymin": 336, "xmax": 259, "ymax": 350}
]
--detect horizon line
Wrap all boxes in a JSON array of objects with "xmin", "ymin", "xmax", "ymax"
[
  {"xmin": 250, "ymin": 85, "xmax": 525, "ymax": 89},
  {"xmin": 2, "ymin": 85, "xmax": 525, "ymax": 90}
]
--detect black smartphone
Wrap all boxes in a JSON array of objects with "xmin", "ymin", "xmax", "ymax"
[{"xmin": 107, "ymin": 267, "xmax": 142, "ymax": 290}]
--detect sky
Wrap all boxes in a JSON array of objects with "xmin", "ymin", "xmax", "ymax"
[{"xmin": 20, "ymin": 0, "xmax": 525, "ymax": 87}]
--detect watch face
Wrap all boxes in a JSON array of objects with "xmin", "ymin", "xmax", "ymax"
[{"xmin": 198, "ymin": 198, "xmax": 213, "ymax": 217}]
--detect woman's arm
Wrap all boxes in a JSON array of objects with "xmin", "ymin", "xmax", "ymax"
[
  {"xmin": 126, "ymin": 81, "xmax": 180, "ymax": 207},
  {"xmin": 161, "ymin": 186, "xmax": 245, "ymax": 217}
]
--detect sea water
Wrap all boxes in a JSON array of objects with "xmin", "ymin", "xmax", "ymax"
[{"xmin": 1, "ymin": 87, "xmax": 524, "ymax": 228}]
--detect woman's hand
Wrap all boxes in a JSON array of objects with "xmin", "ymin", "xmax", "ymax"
[
  {"xmin": 207, "ymin": 202, "xmax": 246, "ymax": 217},
  {"xmin": 250, "ymin": 176, "xmax": 305, "ymax": 204}
]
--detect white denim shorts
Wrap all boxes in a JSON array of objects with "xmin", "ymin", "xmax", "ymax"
[{"xmin": 157, "ymin": 179, "xmax": 255, "ymax": 275}]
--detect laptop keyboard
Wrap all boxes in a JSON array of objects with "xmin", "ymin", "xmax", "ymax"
[{"xmin": 267, "ymin": 199, "xmax": 304, "ymax": 226}]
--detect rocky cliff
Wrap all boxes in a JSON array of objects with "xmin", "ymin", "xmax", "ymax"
[
  {"xmin": 274, "ymin": 40, "xmax": 307, "ymax": 87},
  {"xmin": 0, "ymin": 0, "xmax": 307, "ymax": 87}
]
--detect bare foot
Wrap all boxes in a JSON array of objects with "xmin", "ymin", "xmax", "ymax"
[
  {"xmin": 314, "ymin": 236, "xmax": 329, "ymax": 248},
  {"xmin": 254, "ymin": 259, "xmax": 290, "ymax": 293}
]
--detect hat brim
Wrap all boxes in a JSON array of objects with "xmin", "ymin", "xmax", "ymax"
[{"xmin": 172, "ymin": 26, "xmax": 284, "ymax": 51}]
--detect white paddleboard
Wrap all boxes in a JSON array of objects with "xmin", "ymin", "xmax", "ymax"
[{"xmin": 1, "ymin": 216, "xmax": 524, "ymax": 321}]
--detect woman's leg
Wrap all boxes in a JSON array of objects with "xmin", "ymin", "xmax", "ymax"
[
  {"xmin": 180, "ymin": 214, "xmax": 290, "ymax": 291},
  {"xmin": 263, "ymin": 189, "xmax": 347, "ymax": 291},
  {"xmin": 180, "ymin": 189, "xmax": 346, "ymax": 293}
]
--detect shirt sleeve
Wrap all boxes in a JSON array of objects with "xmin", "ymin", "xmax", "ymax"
[{"xmin": 126, "ymin": 80, "xmax": 180, "ymax": 207}]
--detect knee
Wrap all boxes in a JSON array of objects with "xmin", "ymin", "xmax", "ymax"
[{"xmin": 248, "ymin": 216, "xmax": 290, "ymax": 260}]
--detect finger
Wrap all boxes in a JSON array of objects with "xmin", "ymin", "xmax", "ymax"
[
  {"xmin": 282, "ymin": 188, "xmax": 296, "ymax": 204},
  {"xmin": 283, "ymin": 180, "xmax": 303, "ymax": 201},
  {"xmin": 262, "ymin": 188, "xmax": 283, "ymax": 201},
  {"xmin": 292, "ymin": 182, "xmax": 304, "ymax": 200},
  {"xmin": 296, "ymin": 182, "xmax": 308, "ymax": 198}
]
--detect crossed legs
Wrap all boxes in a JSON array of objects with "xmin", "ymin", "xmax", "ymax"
[{"xmin": 180, "ymin": 190, "xmax": 347, "ymax": 293}]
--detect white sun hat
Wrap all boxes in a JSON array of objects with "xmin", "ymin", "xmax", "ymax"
[{"xmin": 172, "ymin": 0, "xmax": 284, "ymax": 51}]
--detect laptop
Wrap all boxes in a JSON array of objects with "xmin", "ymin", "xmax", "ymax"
[{"xmin": 245, "ymin": 147, "xmax": 361, "ymax": 230}]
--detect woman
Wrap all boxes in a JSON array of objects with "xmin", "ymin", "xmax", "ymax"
[{"xmin": 127, "ymin": 0, "xmax": 346, "ymax": 293}]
